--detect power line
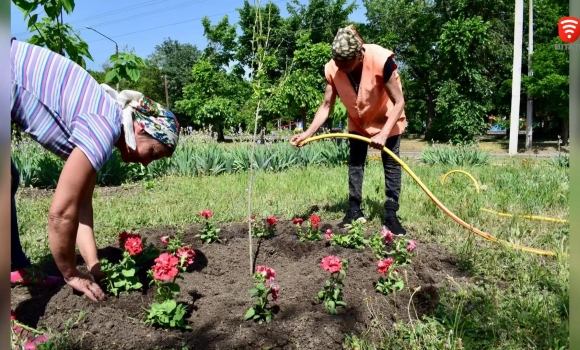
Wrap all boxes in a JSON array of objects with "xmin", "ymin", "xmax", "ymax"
[
  {"xmin": 77, "ymin": 0, "xmax": 289, "ymax": 45},
  {"xmin": 11, "ymin": 0, "xmax": 198, "ymax": 37}
]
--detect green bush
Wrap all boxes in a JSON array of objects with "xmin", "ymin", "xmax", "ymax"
[
  {"xmin": 419, "ymin": 142, "xmax": 490, "ymax": 166},
  {"xmin": 11, "ymin": 138, "xmax": 350, "ymax": 189}
]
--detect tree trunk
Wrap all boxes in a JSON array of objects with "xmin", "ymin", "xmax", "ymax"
[
  {"xmin": 560, "ymin": 118, "xmax": 569, "ymax": 146},
  {"xmin": 423, "ymin": 96, "xmax": 436, "ymax": 139},
  {"xmin": 217, "ymin": 123, "xmax": 225, "ymax": 142}
]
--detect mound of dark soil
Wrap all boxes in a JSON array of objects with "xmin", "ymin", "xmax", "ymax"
[{"xmin": 11, "ymin": 220, "xmax": 468, "ymax": 350}]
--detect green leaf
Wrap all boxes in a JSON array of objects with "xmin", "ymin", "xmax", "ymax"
[
  {"xmin": 27, "ymin": 14, "xmax": 38, "ymax": 29},
  {"xmin": 122, "ymin": 268, "xmax": 135, "ymax": 277},
  {"xmin": 244, "ymin": 308, "xmax": 256, "ymax": 320},
  {"xmin": 60, "ymin": 0, "xmax": 74, "ymax": 13},
  {"xmin": 317, "ymin": 291, "xmax": 325, "ymax": 299},
  {"xmin": 104, "ymin": 69, "xmax": 116, "ymax": 83}
]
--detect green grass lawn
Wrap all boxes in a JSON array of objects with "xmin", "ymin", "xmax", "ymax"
[{"xmin": 16, "ymin": 157, "xmax": 568, "ymax": 349}]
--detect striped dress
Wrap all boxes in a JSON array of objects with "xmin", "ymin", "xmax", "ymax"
[{"xmin": 10, "ymin": 40, "xmax": 123, "ymax": 173}]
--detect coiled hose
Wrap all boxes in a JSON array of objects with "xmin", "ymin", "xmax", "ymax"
[
  {"xmin": 441, "ymin": 170, "xmax": 569, "ymax": 224},
  {"xmin": 292, "ymin": 133, "xmax": 566, "ymax": 257}
]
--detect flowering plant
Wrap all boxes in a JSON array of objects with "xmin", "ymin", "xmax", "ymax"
[
  {"xmin": 329, "ymin": 220, "xmax": 367, "ymax": 249},
  {"xmin": 294, "ymin": 214, "xmax": 322, "ymax": 241},
  {"xmin": 196, "ymin": 209, "xmax": 221, "ymax": 243},
  {"xmin": 143, "ymin": 236, "xmax": 196, "ymax": 329},
  {"xmin": 100, "ymin": 231, "xmax": 158, "ymax": 296},
  {"xmin": 244, "ymin": 265, "xmax": 280, "ymax": 324},
  {"xmin": 250, "ymin": 215, "xmax": 277, "ymax": 239},
  {"xmin": 386, "ymin": 238, "xmax": 417, "ymax": 266},
  {"xmin": 316, "ymin": 256, "xmax": 348, "ymax": 314},
  {"xmin": 368, "ymin": 227, "xmax": 394, "ymax": 259},
  {"xmin": 375, "ymin": 257, "xmax": 404, "ymax": 295}
]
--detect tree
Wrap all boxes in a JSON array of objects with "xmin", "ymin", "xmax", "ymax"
[
  {"xmin": 522, "ymin": 0, "xmax": 569, "ymax": 144},
  {"xmin": 176, "ymin": 16, "xmax": 251, "ymax": 140},
  {"xmin": 267, "ymin": 33, "xmax": 332, "ymax": 127},
  {"xmin": 12, "ymin": 0, "xmax": 93, "ymax": 68},
  {"xmin": 361, "ymin": 0, "xmax": 515, "ymax": 142},
  {"xmin": 147, "ymin": 38, "xmax": 202, "ymax": 110},
  {"xmin": 176, "ymin": 58, "xmax": 251, "ymax": 140}
]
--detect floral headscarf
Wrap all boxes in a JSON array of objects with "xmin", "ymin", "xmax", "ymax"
[
  {"xmin": 100, "ymin": 84, "xmax": 179, "ymax": 150},
  {"xmin": 132, "ymin": 94, "xmax": 180, "ymax": 149}
]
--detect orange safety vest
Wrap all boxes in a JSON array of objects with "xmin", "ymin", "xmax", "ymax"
[{"xmin": 324, "ymin": 44, "xmax": 407, "ymax": 138}]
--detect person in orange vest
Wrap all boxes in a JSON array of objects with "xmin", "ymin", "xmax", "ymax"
[{"xmin": 291, "ymin": 24, "xmax": 407, "ymax": 235}]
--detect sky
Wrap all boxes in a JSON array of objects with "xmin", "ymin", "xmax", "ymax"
[{"xmin": 10, "ymin": 0, "xmax": 367, "ymax": 71}]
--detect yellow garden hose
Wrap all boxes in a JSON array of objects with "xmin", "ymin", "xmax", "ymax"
[
  {"xmin": 292, "ymin": 133, "xmax": 560, "ymax": 257},
  {"xmin": 440, "ymin": 170, "xmax": 569, "ymax": 224}
]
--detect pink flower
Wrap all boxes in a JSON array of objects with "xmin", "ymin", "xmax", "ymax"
[
  {"xmin": 250, "ymin": 214, "xmax": 256, "ymax": 221},
  {"xmin": 152, "ymin": 253, "xmax": 179, "ymax": 281},
  {"xmin": 321, "ymin": 255, "xmax": 342, "ymax": 273},
  {"xmin": 125, "ymin": 236, "xmax": 143, "ymax": 256},
  {"xmin": 119, "ymin": 231, "xmax": 141, "ymax": 247},
  {"xmin": 293, "ymin": 217, "xmax": 304, "ymax": 225},
  {"xmin": 407, "ymin": 239, "xmax": 417, "ymax": 252},
  {"xmin": 200, "ymin": 210, "xmax": 213, "ymax": 218},
  {"xmin": 325, "ymin": 229, "xmax": 333, "ymax": 240},
  {"xmin": 377, "ymin": 257, "xmax": 394, "ymax": 275},
  {"xmin": 160, "ymin": 236, "xmax": 169, "ymax": 245},
  {"xmin": 381, "ymin": 227, "xmax": 393, "ymax": 243},
  {"xmin": 269, "ymin": 284, "xmax": 280, "ymax": 301},
  {"xmin": 176, "ymin": 246, "xmax": 196, "ymax": 267},
  {"xmin": 255, "ymin": 265, "xmax": 276, "ymax": 282},
  {"xmin": 266, "ymin": 216, "xmax": 278, "ymax": 226},
  {"xmin": 310, "ymin": 214, "xmax": 321, "ymax": 229}
]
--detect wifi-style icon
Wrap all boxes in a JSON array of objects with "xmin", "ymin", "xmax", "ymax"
[{"xmin": 558, "ymin": 16, "xmax": 580, "ymax": 43}]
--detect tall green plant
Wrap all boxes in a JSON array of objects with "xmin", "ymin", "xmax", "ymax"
[
  {"xmin": 105, "ymin": 52, "xmax": 147, "ymax": 85},
  {"xmin": 12, "ymin": 0, "xmax": 93, "ymax": 68}
]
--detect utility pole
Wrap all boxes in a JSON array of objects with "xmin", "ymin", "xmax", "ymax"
[
  {"xmin": 85, "ymin": 26, "xmax": 119, "ymax": 91},
  {"xmin": 508, "ymin": 0, "xmax": 524, "ymax": 155},
  {"xmin": 164, "ymin": 75, "xmax": 169, "ymax": 109},
  {"xmin": 525, "ymin": 0, "xmax": 534, "ymax": 150}
]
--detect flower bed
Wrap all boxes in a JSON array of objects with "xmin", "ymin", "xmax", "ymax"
[{"xmin": 11, "ymin": 217, "xmax": 468, "ymax": 349}]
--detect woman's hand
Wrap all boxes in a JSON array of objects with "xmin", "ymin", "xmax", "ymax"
[
  {"xmin": 290, "ymin": 131, "xmax": 312, "ymax": 148},
  {"xmin": 64, "ymin": 269, "xmax": 106, "ymax": 302},
  {"xmin": 89, "ymin": 262, "xmax": 106, "ymax": 282}
]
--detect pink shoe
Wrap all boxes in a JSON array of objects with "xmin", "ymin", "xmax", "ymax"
[
  {"xmin": 11, "ymin": 311, "xmax": 51, "ymax": 349},
  {"xmin": 11, "ymin": 266, "xmax": 62, "ymax": 286}
]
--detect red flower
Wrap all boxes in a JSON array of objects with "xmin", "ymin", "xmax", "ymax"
[
  {"xmin": 266, "ymin": 216, "xmax": 278, "ymax": 226},
  {"xmin": 200, "ymin": 210, "xmax": 213, "ymax": 218},
  {"xmin": 407, "ymin": 239, "xmax": 417, "ymax": 252},
  {"xmin": 119, "ymin": 231, "xmax": 141, "ymax": 247},
  {"xmin": 152, "ymin": 253, "xmax": 179, "ymax": 281},
  {"xmin": 269, "ymin": 284, "xmax": 280, "ymax": 301},
  {"xmin": 325, "ymin": 229, "xmax": 333, "ymax": 241},
  {"xmin": 293, "ymin": 217, "xmax": 304, "ymax": 225},
  {"xmin": 377, "ymin": 257, "xmax": 394, "ymax": 275},
  {"xmin": 125, "ymin": 236, "xmax": 143, "ymax": 256},
  {"xmin": 310, "ymin": 214, "xmax": 321, "ymax": 229},
  {"xmin": 176, "ymin": 246, "xmax": 196, "ymax": 267},
  {"xmin": 321, "ymin": 255, "xmax": 342, "ymax": 273},
  {"xmin": 250, "ymin": 214, "xmax": 256, "ymax": 221},
  {"xmin": 255, "ymin": 265, "xmax": 276, "ymax": 282},
  {"xmin": 160, "ymin": 236, "xmax": 169, "ymax": 245},
  {"xmin": 381, "ymin": 227, "xmax": 393, "ymax": 243}
]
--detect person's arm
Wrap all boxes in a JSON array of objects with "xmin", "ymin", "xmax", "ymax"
[
  {"xmin": 48, "ymin": 147, "xmax": 104, "ymax": 301},
  {"xmin": 369, "ymin": 64, "xmax": 406, "ymax": 149},
  {"xmin": 304, "ymin": 82, "xmax": 337, "ymax": 136},
  {"xmin": 76, "ymin": 185, "xmax": 104, "ymax": 280}
]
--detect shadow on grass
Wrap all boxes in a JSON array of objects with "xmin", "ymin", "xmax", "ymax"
[{"xmin": 298, "ymin": 197, "xmax": 388, "ymax": 224}]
